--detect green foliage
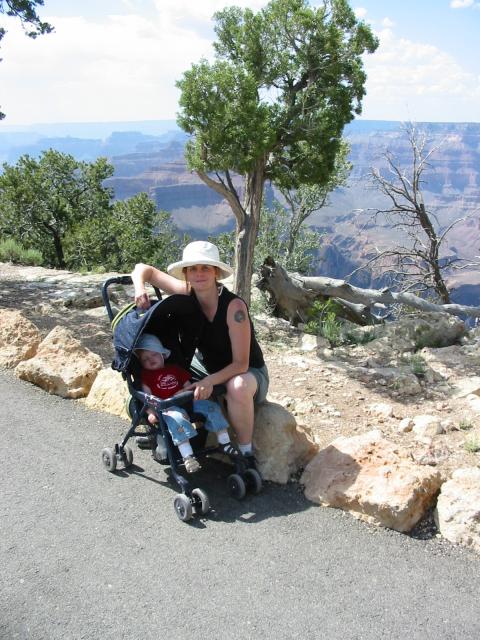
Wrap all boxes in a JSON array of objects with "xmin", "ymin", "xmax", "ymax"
[
  {"xmin": 177, "ymin": 0, "xmax": 378, "ymax": 301},
  {"xmin": 178, "ymin": 0, "xmax": 378, "ymax": 187},
  {"xmin": 464, "ymin": 435, "xmax": 480, "ymax": 453},
  {"xmin": 409, "ymin": 354, "xmax": 427, "ymax": 377},
  {"xmin": 256, "ymin": 202, "xmax": 322, "ymax": 273},
  {"xmin": 343, "ymin": 328, "xmax": 376, "ymax": 346},
  {"xmin": 0, "ymin": 1, "xmax": 52, "ymax": 39},
  {"xmin": 459, "ymin": 419, "xmax": 474, "ymax": 431},
  {"xmin": 208, "ymin": 229, "xmax": 235, "ymax": 267},
  {"xmin": 65, "ymin": 193, "xmax": 183, "ymax": 272},
  {"xmin": 304, "ymin": 298, "xmax": 342, "ymax": 346},
  {"xmin": 0, "ymin": 150, "xmax": 185, "ymax": 273},
  {"xmin": 0, "ymin": 237, "xmax": 42, "ymax": 265},
  {"xmin": 0, "ymin": 150, "xmax": 113, "ymax": 268},
  {"xmin": 211, "ymin": 200, "xmax": 322, "ymax": 275}
]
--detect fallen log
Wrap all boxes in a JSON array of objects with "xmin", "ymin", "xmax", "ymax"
[{"xmin": 257, "ymin": 257, "xmax": 480, "ymax": 325}]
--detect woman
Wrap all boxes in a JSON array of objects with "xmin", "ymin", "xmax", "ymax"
[{"xmin": 131, "ymin": 240, "xmax": 269, "ymax": 467}]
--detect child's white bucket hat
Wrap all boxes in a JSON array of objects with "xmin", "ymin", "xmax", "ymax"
[
  {"xmin": 135, "ymin": 333, "xmax": 171, "ymax": 358},
  {"xmin": 167, "ymin": 241, "xmax": 233, "ymax": 281}
]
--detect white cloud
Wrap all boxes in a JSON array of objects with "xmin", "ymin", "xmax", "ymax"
[
  {"xmin": 1, "ymin": 1, "xmax": 479, "ymax": 125},
  {"xmin": 361, "ymin": 27, "xmax": 480, "ymax": 121},
  {"xmin": 354, "ymin": 7, "xmax": 368, "ymax": 19},
  {"xmin": 449, "ymin": 0, "xmax": 474, "ymax": 8},
  {"xmin": 0, "ymin": 0, "xmax": 271, "ymax": 124},
  {"xmin": 0, "ymin": 10, "xmax": 217, "ymax": 123}
]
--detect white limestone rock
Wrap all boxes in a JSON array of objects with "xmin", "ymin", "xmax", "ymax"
[
  {"xmin": 0, "ymin": 309, "xmax": 41, "ymax": 368},
  {"xmin": 85, "ymin": 367, "xmax": 130, "ymax": 420},
  {"xmin": 301, "ymin": 429, "xmax": 442, "ymax": 532},
  {"xmin": 434, "ymin": 467, "xmax": 480, "ymax": 554},
  {"xmin": 367, "ymin": 403, "xmax": 395, "ymax": 419},
  {"xmin": 15, "ymin": 326, "xmax": 102, "ymax": 398},
  {"xmin": 411, "ymin": 414, "xmax": 444, "ymax": 438},
  {"xmin": 253, "ymin": 401, "xmax": 317, "ymax": 484}
]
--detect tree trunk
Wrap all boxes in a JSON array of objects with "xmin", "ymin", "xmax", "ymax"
[
  {"xmin": 233, "ymin": 165, "xmax": 264, "ymax": 304},
  {"xmin": 418, "ymin": 203, "xmax": 450, "ymax": 303},
  {"xmin": 258, "ymin": 257, "xmax": 480, "ymax": 322},
  {"xmin": 196, "ymin": 162, "xmax": 265, "ymax": 306},
  {"xmin": 52, "ymin": 229, "xmax": 66, "ymax": 269}
]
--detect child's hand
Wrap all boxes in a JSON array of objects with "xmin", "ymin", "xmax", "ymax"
[{"xmin": 147, "ymin": 413, "xmax": 158, "ymax": 425}]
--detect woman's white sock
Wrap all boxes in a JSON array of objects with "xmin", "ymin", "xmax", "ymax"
[{"xmin": 239, "ymin": 443, "xmax": 253, "ymax": 455}]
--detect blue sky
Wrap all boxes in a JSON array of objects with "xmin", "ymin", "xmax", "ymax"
[{"xmin": 0, "ymin": 0, "xmax": 479, "ymax": 126}]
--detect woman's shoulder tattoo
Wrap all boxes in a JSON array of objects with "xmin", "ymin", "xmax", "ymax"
[{"xmin": 234, "ymin": 309, "xmax": 246, "ymax": 323}]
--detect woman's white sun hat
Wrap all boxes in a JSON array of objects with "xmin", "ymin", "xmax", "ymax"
[{"xmin": 167, "ymin": 241, "xmax": 233, "ymax": 281}]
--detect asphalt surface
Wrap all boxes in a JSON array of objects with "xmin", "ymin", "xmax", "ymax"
[{"xmin": 1, "ymin": 370, "xmax": 479, "ymax": 640}]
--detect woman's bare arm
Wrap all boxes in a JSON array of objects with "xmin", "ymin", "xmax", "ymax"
[
  {"xmin": 184, "ymin": 298, "xmax": 251, "ymax": 399},
  {"xmin": 131, "ymin": 263, "xmax": 187, "ymax": 308}
]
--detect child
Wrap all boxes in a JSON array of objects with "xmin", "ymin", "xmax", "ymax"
[{"xmin": 135, "ymin": 333, "xmax": 236, "ymax": 473}]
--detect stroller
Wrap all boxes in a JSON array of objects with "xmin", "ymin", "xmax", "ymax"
[{"xmin": 100, "ymin": 276, "xmax": 262, "ymax": 522}]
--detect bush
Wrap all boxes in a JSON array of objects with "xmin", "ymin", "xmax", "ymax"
[
  {"xmin": 0, "ymin": 238, "xmax": 43, "ymax": 265},
  {"xmin": 305, "ymin": 299, "xmax": 342, "ymax": 346}
]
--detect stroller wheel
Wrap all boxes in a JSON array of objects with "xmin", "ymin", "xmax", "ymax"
[
  {"xmin": 227, "ymin": 473, "xmax": 246, "ymax": 500},
  {"xmin": 173, "ymin": 494, "xmax": 193, "ymax": 522},
  {"xmin": 245, "ymin": 468, "xmax": 262, "ymax": 494},
  {"xmin": 101, "ymin": 447, "xmax": 117, "ymax": 472},
  {"xmin": 123, "ymin": 446, "xmax": 133, "ymax": 468},
  {"xmin": 192, "ymin": 488, "xmax": 210, "ymax": 515}
]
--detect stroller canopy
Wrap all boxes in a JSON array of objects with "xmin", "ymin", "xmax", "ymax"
[{"xmin": 112, "ymin": 294, "xmax": 203, "ymax": 374}]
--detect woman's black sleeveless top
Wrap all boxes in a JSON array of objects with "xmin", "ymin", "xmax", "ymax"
[{"xmin": 192, "ymin": 287, "xmax": 265, "ymax": 374}]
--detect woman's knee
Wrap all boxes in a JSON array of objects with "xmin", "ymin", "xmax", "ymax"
[{"xmin": 226, "ymin": 373, "xmax": 257, "ymax": 402}]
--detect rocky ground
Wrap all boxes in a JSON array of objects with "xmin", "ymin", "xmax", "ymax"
[{"xmin": 1, "ymin": 261, "xmax": 480, "ymax": 490}]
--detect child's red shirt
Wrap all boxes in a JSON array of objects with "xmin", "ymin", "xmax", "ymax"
[{"xmin": 141, "ymin": 365, "xmax": 191, "ymax": 399}]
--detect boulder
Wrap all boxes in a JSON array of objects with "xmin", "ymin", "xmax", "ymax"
[
  {"xmin": 375, "ymin": 312, "xmax": 466, "ymax": 351},
  {"xmin": 411, "ymin": 414, "xmax": 444, "ymax": 438},
  {"xmin": 392, "ymin": 372, "xmax": 423, "ymax": 396},
  {"xmin": 0, "ymin": 309, "xmax": 41, "ymax": 368},
  {"xmin": 397, "ymin": 417, "xmax": 414, "ymax": 433},
  {"xmin": 53, "ymin": 287, "xmax": 116, "ymax": 309},
  {"xmin": 367, "ymin": 403, "xmax": 394, "ymax": 419},
  {"xmin": 452, "ymin": 376, "xmax": 480, "ymax": 398},
  {"xmin": 253, "ymin": 401, "xmax": 317, "ymax": 484},
  {"xmin": 352, "ymin": 313, "xmax": 466, "ymax": 368},
  {"xmin": 297, "ymin": 333, "xmax": 330, "ymax": 352},
  {"xmin": 15, "ymin": 326, "xmax": 102, "ymax": 398},
  {"xmin": 85, "ymin": 368, "xmax": 130, "ymax": 419},
  {"xmin": 301, "ymin": 429, "xmax": 442, "ymax": 532},
  {"xmin": 434, "ymin": 467, "xmax": 480, "ymax": 553}
]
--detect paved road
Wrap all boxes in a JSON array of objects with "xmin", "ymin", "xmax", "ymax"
[{"xmin": 1, "ymin": 371, "xmax": 479, "ymax": 640}]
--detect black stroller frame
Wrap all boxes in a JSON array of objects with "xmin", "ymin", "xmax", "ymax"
[{"xmin": 100, "ymin": 276, "xmax": 262, "ymax": 522}]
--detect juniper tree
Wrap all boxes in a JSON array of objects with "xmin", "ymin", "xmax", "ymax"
[{"xmin": 177, "ymin": 0, "xmax": 377, "ymax": 303}]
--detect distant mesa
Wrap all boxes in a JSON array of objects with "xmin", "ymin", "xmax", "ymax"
[{"xmin": 1, "ymin": 119, "xmax": 479, "ymax": 299}]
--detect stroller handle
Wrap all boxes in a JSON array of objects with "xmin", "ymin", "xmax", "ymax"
[
  {"xmin": 102, "ymin": 275, "xmax": 162, "ymax": 322},
  {"xmin": 142, "ymin": 389, "xmax": 195, "ymax": 411}
]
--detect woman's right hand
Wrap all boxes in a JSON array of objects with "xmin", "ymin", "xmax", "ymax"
[{"xmin": 135, "ymin": 289, "xmax": 151, "ymax": 310}]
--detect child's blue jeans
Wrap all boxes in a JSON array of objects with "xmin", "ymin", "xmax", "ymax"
[{"xmin": 161, "ymin": 399, "xmax": 228, "ymax": 445}]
